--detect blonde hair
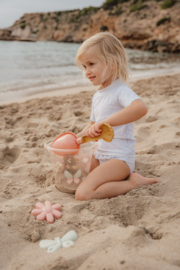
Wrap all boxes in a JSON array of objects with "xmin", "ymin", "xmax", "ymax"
[{"xmin": 75, "ymin": 32, "xmax": 129, "ymax": 84}]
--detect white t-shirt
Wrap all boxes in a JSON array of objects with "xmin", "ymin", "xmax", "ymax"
[{"xmin": 90, "ymin": 79, "xmax": 141, "ymax": 162}]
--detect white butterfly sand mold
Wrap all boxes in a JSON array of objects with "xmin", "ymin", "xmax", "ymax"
[
  {"xmin": 39, "ymin": 230, "xmax": 78, "ymax": 253},
  {"xmin": 64, "ymin": 170, "xmax": 82, "ymax": 184}
]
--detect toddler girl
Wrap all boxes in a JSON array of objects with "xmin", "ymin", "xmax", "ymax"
[{"xmin": 75, "ymin": 32, "xmax": 158, "ymax": 200}]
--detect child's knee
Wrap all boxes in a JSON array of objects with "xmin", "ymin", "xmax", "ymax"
[{"xmin": 75, "ymin": 187, "xmax": 92, "ymax": 201}]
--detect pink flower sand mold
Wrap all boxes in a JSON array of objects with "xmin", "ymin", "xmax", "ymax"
[{"xmin": 31, "ymin": 201, "xmax": 62, "ymax": 224}]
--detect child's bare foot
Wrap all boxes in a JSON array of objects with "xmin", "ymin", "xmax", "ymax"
[{"xmin": 129, "ymin": 173, "xmax": 159, "ymax": 188}]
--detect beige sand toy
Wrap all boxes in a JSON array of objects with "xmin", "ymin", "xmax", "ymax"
[
  {"xmin": 81, "ymin": 123, "xmax": 114, "ymax": 144},
  {"xmin": 45, "ymin": 124, "xmax": 114, "ymax": 194}
]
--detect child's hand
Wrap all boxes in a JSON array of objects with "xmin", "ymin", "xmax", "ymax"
[
  {"xmin": 86, "ymin": 122, "xmax": 103, "ymax": 138},
  {"xmin": 76, "ymin": 137, "xmax": 82, "ymax": 145},
  {"xmin": 76, "ymin": 122, "xmax": 104, "ymax": 144}
]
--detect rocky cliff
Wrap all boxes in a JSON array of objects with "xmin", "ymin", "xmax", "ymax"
[{"xmin": 0, "ymin": 0, "xmax": 180, "ymax": 53}]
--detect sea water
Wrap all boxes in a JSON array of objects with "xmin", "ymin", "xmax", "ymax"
[{"xmin": 0, "ymin": 40, "xmax": 180, "ymax": 102}]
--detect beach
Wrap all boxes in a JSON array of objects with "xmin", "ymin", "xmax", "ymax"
[{"xmin": 1, "ymin": 72, "xmax": 180, "ymax": 270}]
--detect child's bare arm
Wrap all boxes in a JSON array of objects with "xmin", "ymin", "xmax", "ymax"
[
  {"xmin": 105, "ymin": 99, "xmax": 148, "ymax": 127},
  {"xmin": 86, "ymin": 100, "xmax": 147, "ymax": 138},
  {"xmin": 76, "ymin": 121, "xmax": 95, "ymax": 138}
]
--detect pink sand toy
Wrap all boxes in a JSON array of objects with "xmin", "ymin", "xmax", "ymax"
[
  {"xmin": 44, "ymin": 124, "xmax": 114, "ymax": 194},
  {"xmin": 51, "ymin": 132, "xmax": 80, "ymax": 156},
  {"xmin": 31, "ymin": 201, "xmax": 62, "ymax": 223}
]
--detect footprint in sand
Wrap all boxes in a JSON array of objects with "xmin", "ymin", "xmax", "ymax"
[
  {"xmin": 145, "ymin": 115, "xmax": 157, "ymax": 123},
  {"xmin": 135, "ymin": 126, "xmax": 150, "ymax": 142},
  {"xmin": 0, "ymin": 146, "xmax": 20, "ymax": 166}
]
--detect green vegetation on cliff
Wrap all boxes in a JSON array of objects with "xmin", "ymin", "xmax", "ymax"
[
  {"xmin": 157, "ymin": 17, "xmax": 171, "ymax": 25},
  {"xmin": 100, "ymin": 25, "xmax": 109, "ymax": 31},
  {"xmin": 68, "ymin": 6, "xmax": 100, "ymax": 23},
  {"xmin": 20, "ymin": 20, "xmax": 26, "ymax": 29},
  {"xmin": 161, "ymin": 0, "xmax": 176, "ymax": 9},
  {"xmin": 102, "ymin": 0, "xmax": 129, "ymax": 10},
  {"xmin": 109, "ymin": 6, "xmax": 124, "ymax": 15}
]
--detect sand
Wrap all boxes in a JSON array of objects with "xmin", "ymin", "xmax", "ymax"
[{"xmin": 0, "ymin": 73, "xmax": 180, "ymax": 270}]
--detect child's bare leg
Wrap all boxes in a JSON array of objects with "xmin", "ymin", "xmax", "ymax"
[
  {"xmin": 75, "ymin": 159, "xmax": 158, "ymax": 200},
  {"xmin": 95, "ymin": 173, "xmax": 158, "ymax": 199}
]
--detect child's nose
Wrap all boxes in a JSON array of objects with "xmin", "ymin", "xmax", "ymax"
[{"xmin": 85, "ymin": 67, "xmax": 91, "ymax": 76}]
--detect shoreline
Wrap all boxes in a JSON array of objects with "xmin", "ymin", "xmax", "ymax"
[{"xmin": 1, "ymin": 69, "xmax": 180, "ymax": 106}]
